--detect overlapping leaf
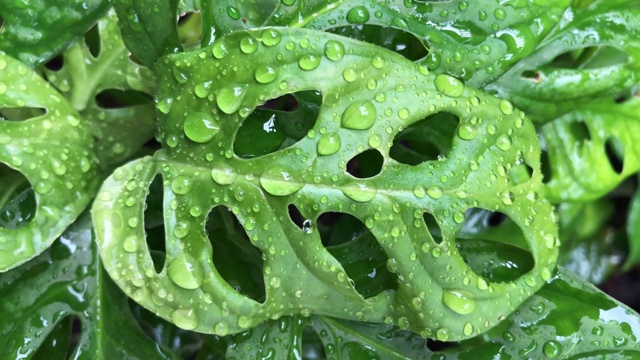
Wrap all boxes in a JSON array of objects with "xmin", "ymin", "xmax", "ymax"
[
  {"xmin": 93, "ymin": 27, "xmax": 558, "ymax": 341},
  {"xmin": 0, "ymin": 213, "xmax": 178, "ymax": 359},
  {"xmin": 0, "ymin": 53, "xmax": 100, "ymax": 271},
  {"xmin": 43, "ymin": 10, "xmax": 157, "ymax": 166},
  {"xmin": 0, "ymin": 0, "xmax": 110, "ymax": 68}
]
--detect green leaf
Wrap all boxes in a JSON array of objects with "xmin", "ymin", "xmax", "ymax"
[
  {"xmin": 93, "ymin": 27, "xmax": 558, "ymax": 341},
  {"xmin": 625, "ymin": 183, "xmax": 640, "ymax": 269},
  {"xmin": 486, "ymin": 0, "xmax": 640, "ymax": 122},
  {"xmin": 44, "ymin": 10, "xmax": 157, "ymax": 166},
  {"xmin": 0, "ymin": 0, "xmax": 110, "ymax": 67},
  {"xmin": 541, "ymin": 94, "xmax": 640, "ymax": 201},
  {"xmin": 111, "ymin": 0, "xmax": 183, "ymax": 68},
  {"xmin": 204, "ymin": 0, "xmax": 571, "ymax": 87},
  {"xmin": 0, "ymin": 53, "xmax": 100, "ymax": 271},
  {"xmin": 0, "ymin": 213, "xmax": 178, "ymax": 359}
]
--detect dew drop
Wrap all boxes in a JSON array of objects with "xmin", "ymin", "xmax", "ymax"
[
  {"xmin": 211, "ymin": 165, "xmax": 238, "ymax": 185},
  {"xmin": 495, "ymin": 135, "xmax": 512, "ymax": 151},
  {"xmin": 194, "ymin": 81, "xmax": 212, "ymax": 98},
  {"xmin": 341, "ymin": 101, "xmax": 377, "ymax": 130},
  {"xmin": 217, "ymin": 84, "xmax": 248, "ymax": 114},
  {"xmin": 171, "ymin": 309, "xmax": 199, "ymax": 330},
  {"xmin": 184, "ymin": 112, "xmax": 219, "ymax": 143},
  {"xmin": 299, "ymin": 54, "xmax": 321, "ymax": 70},
  {"xmin": 542, "ymin": 340, "xmax": 562, "ymax": 358},
  {"xmin": 317, "ymin": 133, "xmax": 341, "ymax": 155},
  {"xmin": 324, "ymin": 40, "xmax": 345, "ymax": 61},
  {"xmin": 443, "ymin": 289, "xmax": 477, "ymax": 315},
  {"xmin": 123, "ymin": 236, "xmax": 138, "ymax": 253},
  {"xmin": 240, "ymin": 36, "xmax": 259, "ymax": 54},
  {"xmin": 255, "ymin": 64, "xmax": 279, "ymax": 84},
  {"xmin": 212, "ymin": 42, "xmax": 229, "ymax": 59},
  {"xmin": 463, "ymin": 322, "xmax": 474, "ymax": 336},
  {"xmin": 457, "ymin": 124, "xmax": 477, "ymax": 140},
  {"xmin": 499, "ymin": 99, "xmax": 514, "ymax": 115},
  {"xmin": 167, "ymin": 253, "xmax": 204, "ymax": 290},
  {"xmin": 368, "ymin": 134, "xmax": 383, "ymax": 148},
  {"xmin": 436, "ymin": 328, "xmax": 450, "ymax": 341},
  {"xmin": 434, "ymin": 74, "xmax": 465, "ymax": 97},
  {"xmin": 171, "ymin": 176, "xmax": 193, "ymax": 195},
  {"xmin": 262, "ymin": 29, "xmax": 282, "ymax": 46},
  {"xmin": 427, "ymin": 186, "xmax": 443, "ymax": 199},
  {"xmin": 260, "ymin": 168, "xmax": 304, "ymax": 196},
  {"xmin": 346, "ymin": 6, "xmax": 370, "ymax": 24},
  {"xmin": 343, "ymin": 68, "xmax": 357, "ymax": 82},
  {"xmin": 341, "ymin": 181, "xmax": 377, "ymax": 202}
]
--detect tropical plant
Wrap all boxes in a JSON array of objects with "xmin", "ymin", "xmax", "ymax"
[{"xmin": 1, "ymin": 0, "xmax": 639, "ymax": 359}]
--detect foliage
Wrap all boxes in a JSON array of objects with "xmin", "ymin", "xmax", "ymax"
[{"xmin": 1, "ymin": 0, "xmax": 639, "ymax": 358}]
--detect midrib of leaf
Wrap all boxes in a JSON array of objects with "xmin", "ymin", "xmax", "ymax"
[
  {"xmin": 285, "ymin": 0, "xmax": 347, "ymax": 28},
  {"xmin": 66, "ymin": 41, "xmax": 128, "ymax": 112}
]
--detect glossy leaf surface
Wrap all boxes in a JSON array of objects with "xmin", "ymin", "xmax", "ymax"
[
  {"xmin": 0, "ymin": 0, "xmax": 110, "ymax": 67},
  {"xmin": 0, "ymin": 53, "xmax": 100, "ymax": 271},
  {"xmin": 0, "ymin": 214, "xmax": 178, "ymax": 359},
  {"xmin": 93, "ymin": 27, "xmax": 558, "ymax": 341}
]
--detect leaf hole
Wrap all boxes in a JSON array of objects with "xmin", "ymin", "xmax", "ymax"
[
  {"xmin": 426, "ymin": 339, "xmax": 454, "ymax": 352},
  {"xmin": 178, "ymin": 12, "xmax": 202, "ymax": 48},
  {"xmin": 288, "ymin": 204, "xmax": 307, "ymax": 231},
  {"xmin": 207, "ymin": 206, "xmax": 266, "ymax": 303},
  {"xmin": 540, "ymin": 149, "xmax": 552, "ymax": 184},
  {"xmin": 0, "ymin": 107, "xmax": 47, "ymax": 121},
  {"xmin": 31, "ymin": 315, "xmax": 74, "ymax": 359},
  {"xmin": 328, "ymin": 25, "xmax": 428, "ymax": 61},
  {"xmin": 346, "ymin": 149, "xmax": 384, "ymax": 179},
  {"xmin": 549, "ymin": 46, "xmax": 629, "ymax": 70},
  {"xmin": 521, "ymin": 70, "xmax": 542, "ymax": 82},
  {"xmin": 605, "ymin": 137, "xmax": 624, "ymax": 174},
  {"xmin": 508, "ymin": 162, "xmax": 534, "ymax": 186},
  {"xmin": 422, "ymin": 212, "xmax": 442, "ymax": 244},
  {"xmin": 144, "ymin": 175, "xmax": 167, "ymax": 273},
  {"xmin": 321, "ymin": 212, "xmax": 398, "ymax": 298},
  {"xmin": 95, "ymin": 89, "xmax": 153, "ymax": 109},
  {"xmin": 44, "ymin": 54, "xmax": 64, "ymax": 71},
  {"xmin": 456, "ymin": 208, "xmax": 534, "ymax": 283},
  {"xmin": 390, "ymin": 112, "xmax": 460, "ymax": 165},
  {"xmin": 234, "ymin": 91, "xmax": 322, "ymax": 159},
  {"xmin": 568, "ymin": 120, "xmax": 591, "ymax": 143},
  {"xmin": 0, "ymin": 164, "xmax": 35, "ymax": 230},
  {"xmin": 301, "ymin": 326, "xmax": 326, "ymax": 359},
  {"xmin": 84, "ymin": 23, "xmax": 101, "ymax": 57},
  {"xmin": 614, "ymin": 85, "xmax": 638, "ymax": 104}
]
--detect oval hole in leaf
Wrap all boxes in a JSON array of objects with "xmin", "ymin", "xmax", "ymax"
[
  {"xmin": 321, "ymin": 212, "xmax": 398, "ymax": 298},
  {"xmin": 95, "ymin": 89, "xmax": 153, "ymax": 109},
  {"xmin": 328, "ymin": 25, "xmax": 428, "ymax": 61},
  {"xmin": 540, "ymin": 149, "xmax": 552, "ymax": 184},
  {"xmin": 234, "ymin": 91, "xmax": 322, "ymax": 159},
  {"xmin": 288, "ymin": 204, "xmax": 307, "ymax": 232},
  {"xmin": 84, "ymin": 24, "xmax": 101, "ymax": 57},
  {"xmin": 44, "ymin": 54, "xmax": 64, "ymax": 71},
  {"xmin": 521, "ymin": 70, "xmax": 542, "ymax": 82},
  {"xmin": 549, "ymin": 46, "xmax": 629, "ymax": 69},
  {"xmin": 509, "ymin": 162, "xmax": 534, "ymax": 186},
  {"xmin": 456, "ymin": 208, "xmax": 534, "ymax": 282},
  {"xmin": 568, "ymin": 120, "xmax": 591, "ymax": 143},
  {"xmin": 347, "ymin": 149, "xmax": 384, "ymax": 179},
  {"xmin": 390, "ymin": 112, "xmax": 460, "ymax": 165},
  {"xmin": 0, "ymin": 107, "xmax": 47, "ymax": 121},
  {"xmin": 207, "ymin": 206, "xmax": 266, "ymax": 303},
  {"xmin": 144, "ymin": 175, "xmax": 166, "ymax": 273},
  {"xmin": 0, "ymin": 164, "xmax": 35, "ymax": 230},
  {"xmin": 426, "ymin": 338, "xmax": 453, "ymax": 352},
  {"xmin": 605, "ymin": 137, "xmax": 625, "ymax": 174},
  {"xmin": 422, "ymin": 212, "xmax": 442, "ymax": 244},
  {"xmin": 178, "ymin": 12, "xmax": 202, "ymax": 48},
  {"xmin": 301, "ymin": 326, "xmax": 326, "ymax": 359}
]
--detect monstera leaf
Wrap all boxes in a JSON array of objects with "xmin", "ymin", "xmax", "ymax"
[
  {"xmin": 0, "ymin": 53, "xmax": 100, "ymax": 271},
  {"xmin": 0, "ymin": 213, "xmax": 179, "ymax": 359},
  {"xmin": 93, "ymin": 27, "xmax": 558, "ymax": 341},
  {"xmin": 0, "ymin": 0, "xmax": 111, "ymax": 68},
  {"xmin": 43, "ymin": 10, "xmax": 157, "ymax": 166}
]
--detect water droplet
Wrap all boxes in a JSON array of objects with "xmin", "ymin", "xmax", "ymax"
[
  {"xmin": 542, "ymin": 340, "xmax": 562, "ymax": 358},
  {"xmin": 368, "ymin": 134, "xmax": 383, "ymax": 148},
  {"xmin": 342, "ymin": 101, "xmax": 377, "ymax": 130},
  {"xmin": 269, "ymin": 276, "xmax": 281, "ymax": 288},
  {"xmin": 371, "ymin": 56, "xmax": 385, "ymax": 68},
  {"xmin": 260, "ymin": 168, "xmax": 304, "ymax": 196},
  {"xmin": 171, "ymin": 176, "xmax": 193, "ymax": 195},
  {"xmin": 346, "ymin": 6, "xmax": 370, "ymax": 23},
  {"xmin": 443, "ymin": 289, "xmax": 477, "ymax": 315},
  {"xmin": 194, "ymin": 81, "xmax": 212, "ymax": 98},
  {"xmin": 398, "ymin": 108, "xmax": 410, "ymax": 120},
  {"xmin": 171, "ymin": 309, "xmax": 198, "ymax": 330},
  {"xmin": 211, "ymin": 165, "xmax": 237, "ymax": 185},
  {"xmin": 217, "ymin": 84, "xmax": 248, "ymax": 114},
  {"xmin": 427, "ymin": 186, "xmax": 443, "ymax": 199},
  {"xmin": 226, "ymin": 6, "xmax": 240, "ymax": 19},
  {"xmin": 477, "ymin": 277, "xmax": 488, "ymax": 290},
  {"xmin": 123, "ymin": 236, "xmax": 138, "ymax": 253},
  {"xmin": 212, "ymin": 42, "xmax": 229, "ymax": 59},
  {"xmin": 463, "ymin": 322, "xmax": 474, "ymax": 336},
  {"xmin": 238, "ymin": 316, "xmax": 253, "ymax": 328},
  {"xmin": 167, "ymin": 253, "xmax": 204, "ymax": 290},
  {"xmin": 494, "ymin": 8, "xmax": 507, "ymax": 20},
  {"xmin": 324, "ymin": 40, "xmax": 345, "ymax": 61},
  {"xmin": 255, "ymin": 64, "xmax": 279, "ymax": 84},
  {"xmin": 495, "ymin": 135, "xmax": 512, "ymax": 151},
  {"xmin": 343, "ymin": 68, "xmax": 357, "ymax": 82},
  {"xmin": 317, "ymin": 133, "xmax": 341, "ymax": 155},
  {"xmin": 302, "ymin": 219, "xmax": 313, "ymax": 233},
  {"xmin": 434, "ymin": 74, "xmax": 465, "ymax": 97},
  {"xmin": 413, "ymin": 186, "xmax": 426, "ymax": 198},
  {"xmin": 262, "ymin": 29, "xmax": 282, "ymax": 46},
  {"xmin": 457, "ymin": 124, "xmax": 477, "ymax": 140},
  {"xmin": 453, "ymin": 211, "xmax": 465, "ymax": 224},
  {"xmin": 341, "ymin": 181, "xmax": 377, "ymax": 202},
  {"xmin": 499, "ymin": 99, "xmax": 514, "ymax": 115},
  {"xmin": 299, "ymin": 54, "xmax": 321, "ymax": 70},
  {"xmin": 436, "ymin": 328, "xmax": 450, "ymax": 341},
  {"xmin": 240, "ymin": 36, "xmax": 259, "ymax": 54},
  {"xmin": 184, "ymin": 112, "xmax": 219, "ymax": 143},
  {"xmin": 215, "ymin": 321, "xmax": 230, "ymax": 336}
]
